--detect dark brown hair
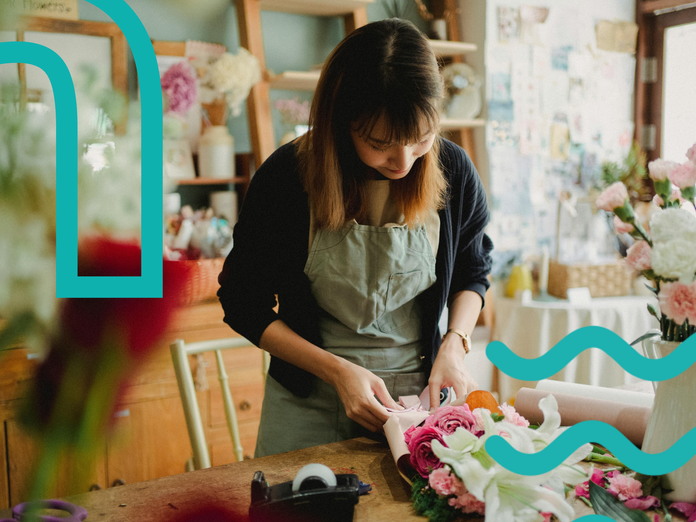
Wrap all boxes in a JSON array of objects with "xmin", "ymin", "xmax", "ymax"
[{"xmin": 297, "ymin": 18, "xmax": 446, "ymax": 230}]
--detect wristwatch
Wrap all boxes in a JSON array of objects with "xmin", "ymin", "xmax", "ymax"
[{"xmin": 446, "ymin": 328, "xmax": 471, "ymax": 354}]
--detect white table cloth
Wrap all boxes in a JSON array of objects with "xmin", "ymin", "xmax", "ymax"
[{"xmin": 493, "ymin": 293, "xmax": 659, "ymax": 402}]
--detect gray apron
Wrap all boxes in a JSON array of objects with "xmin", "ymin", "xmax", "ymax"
[{"xmin": 255, "ymin": 220, "xmax": 437, "ymax": 457}]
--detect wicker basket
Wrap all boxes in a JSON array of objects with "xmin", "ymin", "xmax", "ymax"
[
  {"xmin": 547, "ymin": 260, "xmax": 632, "ymax": 299},
  {"xmin": 180, "ymin": 258, "xmax": 226, "ymax": 306}
]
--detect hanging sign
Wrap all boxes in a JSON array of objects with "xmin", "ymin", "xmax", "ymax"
[{"xmin": 2, "ymin": 0, "xmax": 79, "ymax": 21}]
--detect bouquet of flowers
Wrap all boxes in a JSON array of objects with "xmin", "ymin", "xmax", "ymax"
[
  {"xmin": 390, "ymin": 391, "xmax": 593, "ymax": 522},
  {"xmin": 161, "ymin": 61, "xmax": 198, "ymax": 116},
  {"xmin": 596, "ymin": 142, "xmax": 696, "ymax": 342}
]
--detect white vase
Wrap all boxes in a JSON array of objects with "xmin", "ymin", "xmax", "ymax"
[
  {"xmin": 198, "ymin": 126, "xmax": 235, "ymax": 179},
  {"xmin": 641, "ymin": 336, "xmax": 696, "ymax": 502}
]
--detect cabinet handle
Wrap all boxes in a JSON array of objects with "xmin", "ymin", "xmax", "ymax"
[
  {"xmin": 112, "ymin": 479, "xmax": 126, "ymax": 487},
  {"xmin": 239, "ymin": 400, "xmax": 251, "ymax": 411},
  {"xmin": 89, "ymin": 484, "xmax": 102, "ymax": 491}
]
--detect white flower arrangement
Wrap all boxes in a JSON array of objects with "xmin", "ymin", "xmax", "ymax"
[{"xmin": 199, "ymin": 48, "xmax": 261, "ymax": 117}]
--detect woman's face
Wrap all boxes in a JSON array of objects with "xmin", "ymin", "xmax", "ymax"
[{"xmin": 350, "ymin": 116, "xmax": 436, "ymax": 180}]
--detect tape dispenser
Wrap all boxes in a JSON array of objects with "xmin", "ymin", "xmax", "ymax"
[{"xmin": 249, "ymin": 463, "xmax": 360, "ymax": 522}]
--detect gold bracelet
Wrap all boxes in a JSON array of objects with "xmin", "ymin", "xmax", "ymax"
[{"xmin": 446, "ymin": 328, "xmax": 471, "ymax": 354}]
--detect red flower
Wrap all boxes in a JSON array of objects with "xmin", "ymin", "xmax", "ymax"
[
  {"xmin": 61, "ymin": 236, "xmax": 190, "ymax": 358},
  {"xmin": 407, "ymin": 425, "xmax": 446, "ymax": 478}
]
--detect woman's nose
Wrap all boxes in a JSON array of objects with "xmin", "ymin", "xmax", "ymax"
[{"xmin": 389, "ymin": 146, "xmax": 411, "ymax": 170}]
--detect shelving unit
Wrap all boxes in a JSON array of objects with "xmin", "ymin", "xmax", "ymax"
[
  {"xmin": 440, "ymin": 118, "xmax": 486, "ymax": 130},
  {"xmin": 173, "ymin": 177, "xmax": 248, "ymax": 186},
  {"xmin": 428, "ymin": 39, "xmax": 477, "ymax": 56}
]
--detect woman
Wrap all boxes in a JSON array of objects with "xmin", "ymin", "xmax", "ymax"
[{"xmin": 218, "ymin": 18, "xmax": 493, "ymax": 458}]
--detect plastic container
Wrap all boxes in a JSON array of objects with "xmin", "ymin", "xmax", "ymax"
[{"xmin": 198, "ymin": 125, "xmax": 234, "ymax": 179}]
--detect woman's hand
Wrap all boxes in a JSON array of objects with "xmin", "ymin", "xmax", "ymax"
[
  {"xmin": 428, "ymin": 333, "xmax": 478, "ymax": 411},
  {"xmin": 328, "ymin": 358, "xmax": 402, "ymax": 432}
]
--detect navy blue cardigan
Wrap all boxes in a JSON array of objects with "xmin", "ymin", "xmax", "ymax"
[{"xmin": 217, "ymin": 138, "xmax": 493, "ymax": 398}]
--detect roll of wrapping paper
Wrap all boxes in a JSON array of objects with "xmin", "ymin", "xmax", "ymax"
[{"xmin": 514, "ymin": 388, "xmax": 653, "ymax": 447}]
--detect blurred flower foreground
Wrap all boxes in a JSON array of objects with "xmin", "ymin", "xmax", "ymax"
[{"xmin": 0, "ymin": 58, "xmax": 190, "ymax": 506}]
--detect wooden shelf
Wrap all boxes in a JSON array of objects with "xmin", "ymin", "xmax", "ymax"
[
  {"xmin": 173, "ymin": 177, "xmax": 248, "ymax": 186},
  {"xmin": 429, "ymin": 39, "xmax": 477, "ymax": 56},
  {"xmin": 440, "ymin": 118, "xmax": 486, "ymax": 130},
  {"xmin": 269, "ymin": 70, "xmax": 320, "ymax": 91},
  {"xmin": 259, "ymin": 0, "xmax": 374, "ymax": 16}
]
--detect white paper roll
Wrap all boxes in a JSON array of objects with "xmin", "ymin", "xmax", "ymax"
[{"xmin": 535, "ymin": 379, "xmax": 654, "ymax": 408}]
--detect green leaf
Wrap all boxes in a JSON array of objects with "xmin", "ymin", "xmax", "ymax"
[
  {"xmin": 589, "ymin": 481, "xmax": 652, "ymax": 522},
  {"xmin": 491, "ymin": 413, "xmax": 505, "ymax": 422},
  {"xmin": 591, "ymin": 444, "xmax": 608, "ymax": 455},
  {"xmin": 631, "ymin": 330, "xmax": 661, "ymax": 346},
  {"xmin": 634, "ymin": 474, "xmax": 661, "ymax": 498}
]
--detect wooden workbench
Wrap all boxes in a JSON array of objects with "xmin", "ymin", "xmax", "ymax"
[{"xmin": 0, "ymin": 436, "xmax": 681, "ymax": 521}]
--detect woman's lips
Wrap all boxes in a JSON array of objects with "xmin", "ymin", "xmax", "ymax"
[{"xmin": 387, "ymin": 168, "xmax": 408, "ymax": 174}]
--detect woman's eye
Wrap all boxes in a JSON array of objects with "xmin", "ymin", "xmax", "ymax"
[{"xmin": 370, "ymin": 144, "xmax": 388, "ymax": 152}]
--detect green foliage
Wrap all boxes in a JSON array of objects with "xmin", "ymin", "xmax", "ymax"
[
  {"xmin": 599, "ymin": 141, "xmax": 650, "ymax": 201},
  {"xmin": 589, "ymin": 481, "xmax": 652, "ymax": 522},
  {"xmin": 411, "ymin": 474, "xmax": 461, "ymax": 522}
]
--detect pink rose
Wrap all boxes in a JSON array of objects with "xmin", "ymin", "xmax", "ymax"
[
  {"xmin": 614, "ymin": 215, "xmax": 635, "ymax": 234},
  {"xmin": 607, "ymin": 472, "xmax": 643, "ymax": 501},
  {"xmin": 407, "ymin": 425, "xmax": 446, "ymax": 478},
  {"xmin": 500, "ymin": 403, "xmax": 530, "ymax": 427},
  {"xmin": 625, "ymin": 240, "xmax": 652, "ymax": 272},
  {"xmin": 424, "ymin": 405, "xmax": 477, "ymax": 436},
  {"xmin": 648, "ymin": 159, "xmax": 677, "ymax": 182},
  {"xmin": 659, "ymin": 281, "xmax": 696, "ymax": 325},
  {"xmin": 429, "ymin": 467, "xmax": 459, "ymax": 496},
  {"xmin": 669, "ymin": 161, "xmax": 696, "ymax": 189},
  {"xmin": 404, "ymin": 424, "xmax": 418, "ymax": 446},
  {"xmin": 596, "ymin": 182, "xmax": 629, "ymax": 212},
  {"xmin": 687, "ymin": 143, "xmax": 696, "ymax": 163},
  {"xmin": 624, "ymin": 495, "xmax": 661, "ymax": 510}
]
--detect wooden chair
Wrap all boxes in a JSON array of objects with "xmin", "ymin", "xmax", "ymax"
[{"xmin": 170, "ymin": 337, "xmax": 268, "ymax": 470}]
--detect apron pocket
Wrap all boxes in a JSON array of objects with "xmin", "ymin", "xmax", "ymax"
[{"xmin": 377, "ymin": 270, "xmax": 422, "ymax": 334}]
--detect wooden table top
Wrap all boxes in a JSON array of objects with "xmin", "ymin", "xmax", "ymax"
[{"xmin": 0, "ymin": 437, "xmax": 680, "ymax": 521}]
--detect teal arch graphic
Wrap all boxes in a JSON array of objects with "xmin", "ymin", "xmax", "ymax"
[
  {"xmin": 0, "ymin": 0, "xmax": 163, "ymax": 298},
  {"xmin": 487, "ymin": 325, "xmax": 696, "ymax": 381}
]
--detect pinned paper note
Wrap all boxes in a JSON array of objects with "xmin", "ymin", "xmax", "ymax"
[{"xmin": 596, "ymin": 20, "xmax": 639, "ymax": 54}]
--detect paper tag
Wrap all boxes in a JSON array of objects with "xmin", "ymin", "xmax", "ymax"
[{"xmin": 567, "ymin": 287, "xmax": 592, "ymax": 304}]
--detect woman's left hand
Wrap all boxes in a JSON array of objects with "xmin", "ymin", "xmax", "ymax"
[{"xmin": 428, "ymin": 333, "xmax": 478, "ymax": 411}]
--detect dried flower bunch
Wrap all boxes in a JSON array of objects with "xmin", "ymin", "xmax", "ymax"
[
  {"xmin": 199, "ymin": 48, "xmax": 261, "ymax": 117},
  {"xmin": 161, "ymin": 62, "xmax": 198, "ymax": 115},
  {"xmin": 597, "ymin": 142, "xmax": 696, "ymax": 342},
  {"xmin": 273, "ymin": 97, "xmax": 310, "ymax": 126}
]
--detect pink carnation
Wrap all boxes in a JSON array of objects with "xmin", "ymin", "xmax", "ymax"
[
  {"xmin": 429, "ymin": 467, "xmax": 459, "ymax": 496},
  {"xmin": 407, "ymin": 425, "xmax": 446, "ymax": 478},
  {"xmin": 448, "ymin": 481, "xmax": 486, "ymax": 515},
  {"xmin": 659, "ymin": 281, "xmax": 696, "ymax": 325},
  {"xmin": 596, "ymin": 182, "xmax": 629, "ymax": 212},
  {"xmin": 653, "ymin": 186, "xmax": 684, "ymax": 208},
  {"xmin": 614, "ymin": 215, "xmax": 634, "ymax": 234},
  {"xmin": 607, "ymin": 472, "xmax": 643, "ymax": 501},
  {"xmin": 500, "ymin": 403, "xmax": 530, "ymax": 427},
  {"xmin": 687, "ymin": 143, "xmax": 696, "ymax": 163},
  {"xmin": 161, "ymin": 62, "xmax": 198, "ymax": 115},
  {"xmin": 625, "ymin": 240, "xmax": 652, "ymax": 272},
  {"xmin": 424, "ymin": 405, "xmax": 478, "ymax": 436},
  {"xmin": 669, "ymin": 161, "xmax": 696, "ymax": 190},
  {"xmin": 648, "ymin": 159, "xmax": 677, "ymax": 182}
]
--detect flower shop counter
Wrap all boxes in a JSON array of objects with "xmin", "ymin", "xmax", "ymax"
[{"xmin": 0, "ymin": 437, "xmax": 677, "ymax": 522}]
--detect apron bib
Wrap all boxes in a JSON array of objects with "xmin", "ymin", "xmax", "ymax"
[{"xmin": 255, "ymin": 221, "xmax": 436, "ymax": 457}]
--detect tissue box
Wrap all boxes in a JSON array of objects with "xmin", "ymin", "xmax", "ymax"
[{"xmin": 547, "ymin": 260, "xmax": 632, "ymax": 299}]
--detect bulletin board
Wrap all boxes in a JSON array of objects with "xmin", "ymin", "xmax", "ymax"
[{"xmin": 483, "ymin": 0, "xmax": 638, "ymax": 263}]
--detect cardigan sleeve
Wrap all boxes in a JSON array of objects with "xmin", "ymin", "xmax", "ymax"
[
  {"xmin": 447, "ymin": 144, "xmax": 494, "ymax": 305},
  {"xmin": 217, "ymin": 150, "xmax": 287, "ymax": 346}
]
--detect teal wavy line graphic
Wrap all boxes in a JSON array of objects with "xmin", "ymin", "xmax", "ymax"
[
  {"xmin": 486, "ymin": 420, "xmax": 696, "ymax": 476},
  {"xmin": 487, "ymin": 325, "xmax": 696, "ymax": 381}
]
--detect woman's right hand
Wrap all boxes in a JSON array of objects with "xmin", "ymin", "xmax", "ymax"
[{"xmin": 328, "ymin": 358, "xmax": 402, "ymax": 432}]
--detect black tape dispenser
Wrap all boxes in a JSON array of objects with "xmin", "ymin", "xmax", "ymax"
[{"xmin": 249, "ymin": 463, "xmax": 360, "ymax": 522}]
